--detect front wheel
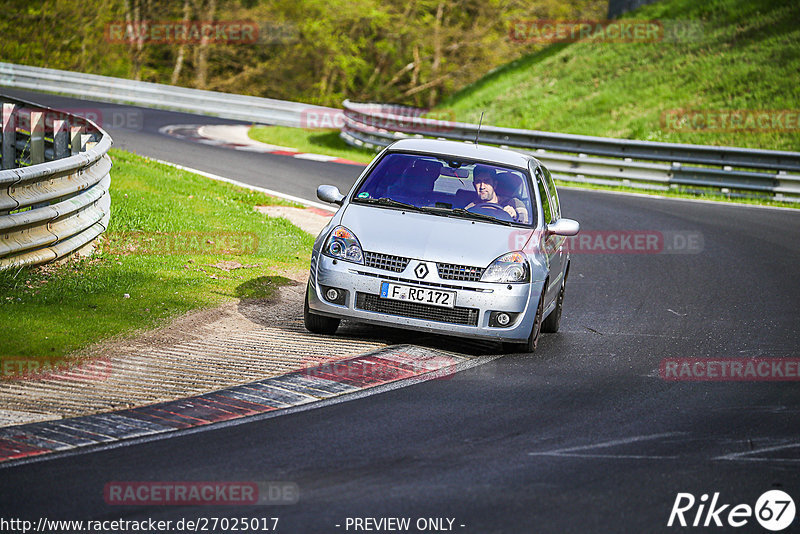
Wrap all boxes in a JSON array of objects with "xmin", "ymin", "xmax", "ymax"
[
  {"xmin": 304, "ymin": 284, "xmax": 340, "ymax": 335},
  {"xmin": 502, "ymin": 289, "xmax": 544, "ymax": 354},
  {"xmin": 542, "ymin": 263, "xmax": 569, "ymax": 334}
]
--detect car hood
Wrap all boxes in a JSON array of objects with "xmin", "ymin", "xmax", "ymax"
[{"xmin": 340, "ymin": 203, "xmax": 534, "ymax": 266}]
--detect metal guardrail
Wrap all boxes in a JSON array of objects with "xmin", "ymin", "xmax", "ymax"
[
  {"xmin": 3, "ymin": 62, "xmax": 796, "ymax": 202},
  {"xmin": 0, "ymin": 62, "xmax": 340, "ymax": 128},
  {"xmin": 341, "ymin": 101, "xmax": 800, "ymax": 202},
  {"xmin": 0, "ymin": 94, "xmax": 112, "ymax": 270}
]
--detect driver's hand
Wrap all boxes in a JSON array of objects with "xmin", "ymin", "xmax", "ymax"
[{"xmin": 503, "ymin": 205, "xmax": 517, "ymax": 220}]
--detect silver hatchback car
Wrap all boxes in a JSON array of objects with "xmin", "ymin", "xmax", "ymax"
[{"xmin": 305, "ymin": 139, "xmax": 579, "ymax": 352}]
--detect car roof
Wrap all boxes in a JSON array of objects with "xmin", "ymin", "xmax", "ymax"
[{"xmin": 385, "ymin": 139, "xmax": 538, "ymax": 170}]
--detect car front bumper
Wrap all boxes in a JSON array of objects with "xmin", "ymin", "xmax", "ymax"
[{"xmin": 308, "ymin": 254, "xmax": 544, "ymax": 342}]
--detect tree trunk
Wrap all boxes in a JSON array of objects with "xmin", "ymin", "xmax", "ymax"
[
  {"xmin": 123, "ymin": 0, "xmax": 145, "ymax": 81},
  {"xmin": 171, "ymin": 0, "xmax": 191, "ymax": 85},
  {"xmin": 194, "ymin": 0, "xmax": 217, "ymax": 89},
  {"xmin": 428, "ymin": 1, "xmax": 444, "ymax": 108}
]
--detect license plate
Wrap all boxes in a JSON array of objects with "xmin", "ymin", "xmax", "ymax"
[{"xmin": 380, "ymin": 282, "xmax": 456, "ymax": 308}]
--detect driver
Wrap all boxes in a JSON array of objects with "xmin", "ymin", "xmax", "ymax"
[{"xmin": 465, "ymin": 165, "xmax": 518, "ymax": 220}]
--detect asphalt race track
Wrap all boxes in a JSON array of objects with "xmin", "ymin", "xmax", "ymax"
[
  {"xmin": 1, "ymin": 89, "xmax": 799, "ymax": 533},
  {"xmin": 0, "ymin": 88, "xmax": 361, "ymax": 202}
]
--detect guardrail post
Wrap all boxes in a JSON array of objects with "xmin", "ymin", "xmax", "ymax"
[
  {"xmin": 30, "ymin": 110, "xmax": 44, "ymax": 164},
  {"xmin": 80, "ymin": 133, "xmax": 92, "ymax": 152},
  {"xmin": 70, "ymin": 126, "xmax": 83, "ymax": 155},
  {"xmin": 2, "ymin": 103, "xmax": 16, "ymax": 169},
  {"xmin": 53, "ymin": 118, "xmax": 69, "ymax": 160}
]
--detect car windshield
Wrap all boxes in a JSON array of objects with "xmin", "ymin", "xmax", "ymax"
[{"xmin": 352, "ymin": 153, "xmax": 535, "ymax": 226}]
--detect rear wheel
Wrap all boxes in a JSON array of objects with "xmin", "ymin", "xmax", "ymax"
[
  {"xmin": 502, "ymin": 289, "xmax": 544, "ymax": 354},
  {"xmin": 304, "ymin": 283, "xmax": 340, "ymax": 335}
]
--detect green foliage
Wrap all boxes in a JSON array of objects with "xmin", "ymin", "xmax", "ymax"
[
  {"xmin": 0, "ymin": 0, "xmax": 130, "ymax": 77},
  {"xmin": 0, "ymin": 0, "xmax": 605, "ymax": 107},
  {"xmin": 439, "ymin": 0, "xmax": 800, "ymax": 150}
]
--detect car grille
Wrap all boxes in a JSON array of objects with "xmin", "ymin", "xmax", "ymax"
[
  {"xmin": 436, "ymin": 262, "xmax": 484, "ymax": 282},
  {"xmin": 352, "ymin": 270, "xmax": 486, "ymax": 292},
  {"xmin": 363, "ymin": 251, "xmax": 410, "ymax": 273},
  {"xmin": 356, "ymin": 292, "xmax": 479, "ymax": 326}
]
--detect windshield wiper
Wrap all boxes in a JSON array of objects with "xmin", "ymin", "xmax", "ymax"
[
  {"xmin": 449, "ymin": 208, "xmax": 514, "ymax": 226},
  {"xmin": 356, "ymin": 198, "xmax": 513, "ymax": 226},
  {"xmin": 355, "ymin": 197, "xmax": 422, "ymax": 212}
]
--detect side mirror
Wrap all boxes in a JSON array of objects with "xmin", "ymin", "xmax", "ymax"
[
  {"xmin": 546, "ymin": 218, "xmax": 580, "ymax": 236},
  {"xmin": 317, "ymin": 185, "xmax": 345, "ymax": 206}
]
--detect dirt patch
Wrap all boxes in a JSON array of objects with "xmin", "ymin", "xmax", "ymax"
[
  {"xmin": 0, "ymin": 269, "xmax": 389, "ymax": 427},
  {"xmin": 254, "ymin": 205, "xmax": 332, "ymax": 236}
]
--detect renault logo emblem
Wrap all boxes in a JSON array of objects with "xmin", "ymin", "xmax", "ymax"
[{"xmin": 414, "ymin": 263, "xmax": 429, "ymax": 279}]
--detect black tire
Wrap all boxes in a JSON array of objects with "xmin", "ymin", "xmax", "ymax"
[
  {"xmin": 542, "ymin": 263, "xmax": 569, "ymax": 334},
  {"xmin": 304, "ymin": 284, "xmax": 340, "ymax": 335},
  {"xmin": 502, "ymin": 288, "xmax": 544, "ymax": 354}
]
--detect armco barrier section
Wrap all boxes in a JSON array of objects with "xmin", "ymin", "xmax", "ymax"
[
  {"xmin": 0, "ymin": 62, "xmax": 340, "ymax": 128},
  {"xmin": 0, "ymin": 95, "xmax": 112, "ymax": 270},
  {"xmin": 340, "ymin": 101, "xmax": 800, "ymax": 202},
  {"xmin": 3, "ymin": 62, "xmax": 796, "ymax": 202}
]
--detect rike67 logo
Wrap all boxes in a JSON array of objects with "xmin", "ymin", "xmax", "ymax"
[{"xmin": 668, "ymin": 490, "xmax": 795, "ymax": 531}]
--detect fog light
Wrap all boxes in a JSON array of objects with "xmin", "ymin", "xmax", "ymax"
[
  {"xmin": 489, "ymin": 311, "xmax": 518, "ymax": 328},
  {"xmin": 321, "ymin": 286, "xmax": 347, "ymax": 305}
]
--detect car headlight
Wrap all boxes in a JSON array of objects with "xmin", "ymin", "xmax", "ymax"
[
  {"xmin": 324, "ymin": 226, "xmax": 364, "ymax": 264},
  {"xmin": 481, "ymin": 251, "xmax": 530, "ymax": 283}
]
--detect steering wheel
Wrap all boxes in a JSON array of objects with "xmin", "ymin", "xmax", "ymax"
[{"xmin": 468, "ymin": 202, "xmax": 516, "ymax": 222}]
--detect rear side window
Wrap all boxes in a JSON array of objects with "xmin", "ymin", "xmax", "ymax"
[
  {"xmin": 542, "ymin": 165, "xmax": 561, "ymax": 220},
  {"xmin": 535, "ymin": 167, "xmax": 553, "ymax": 224}
]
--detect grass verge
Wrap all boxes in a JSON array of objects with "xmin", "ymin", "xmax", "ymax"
[
  {"xmin": 248, "ymin": 126, "xmax": 375, "ymax": 164},
  {"xmin": 439, "ymin": 0, "xmax": 800, "ymax": 151},
  {"xmin": 0, "ymin": 148, "xmax": 315, "ymax": 377}
]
